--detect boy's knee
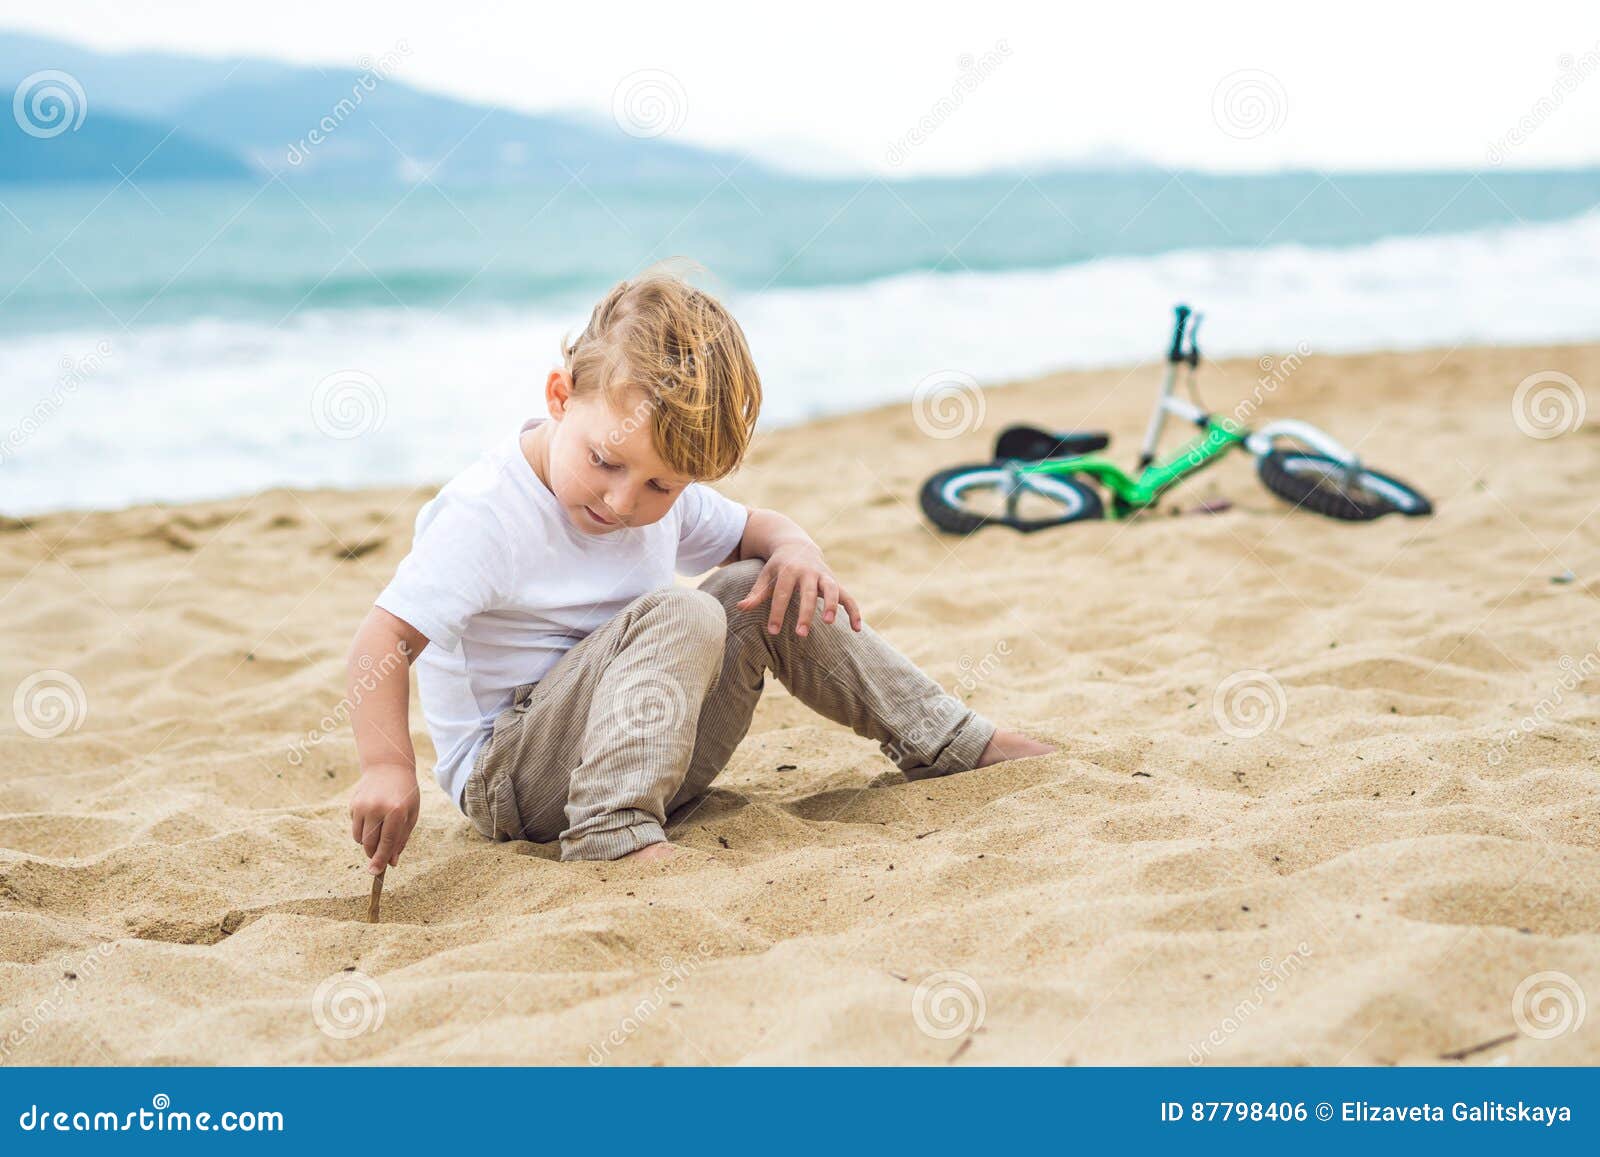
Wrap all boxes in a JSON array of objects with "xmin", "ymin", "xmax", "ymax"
[
  {"xmin": 650, "ymin": 585, "xmax": 726, "ymax": 646},
  {"xmin": 697, "ymin": 558, "xmax": 764, "ymax": 609}
]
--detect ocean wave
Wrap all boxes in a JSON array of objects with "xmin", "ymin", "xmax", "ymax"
[{"xmin": 4, "ymin": 211, "xmax": 1598, "ymax": 514}]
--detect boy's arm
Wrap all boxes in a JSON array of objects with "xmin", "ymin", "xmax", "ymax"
[
  {"xmin": 347, "ymin": 607, "xmax": 429, "ymax": 875},
  {"xmin": 724, "ymin": 506, "xmax": 863, "ymax": 637}
]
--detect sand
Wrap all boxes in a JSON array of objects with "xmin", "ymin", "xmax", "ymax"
[{"xmin": 2, "ymin": 341, "xmax": 1597, "ymax": 1066}]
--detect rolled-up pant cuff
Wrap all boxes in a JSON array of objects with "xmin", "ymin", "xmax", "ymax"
[
  {"xmin": 560, "ymin": 809, "xmax": 667, "ymax": 861},
  {"xmin": 898, "ymin": 710, "xmax": 998, "ymax": 781},
  {"xmin": 933, "ymin": 710, "xmax": 997, "ymax": 775}
]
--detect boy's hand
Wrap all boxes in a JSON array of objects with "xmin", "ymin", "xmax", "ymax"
[
  {"xmin": 350, "ymin": 763, "xmax": 421, "ymax": 874},
  {"xmin": 737, "ymin": 541, "xmax": 863, "ymax": 637}
]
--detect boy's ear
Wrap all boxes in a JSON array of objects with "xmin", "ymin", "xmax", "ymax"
[{"xmin": 545, "ymin": 369, "xmax": 573, "ymax": 418}]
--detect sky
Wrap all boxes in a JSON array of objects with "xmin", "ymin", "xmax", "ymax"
[{"xmin": 5, "ymin": 0, "xmax": 1599, "ymax": 175}]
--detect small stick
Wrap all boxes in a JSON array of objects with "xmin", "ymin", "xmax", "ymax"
[
  {"xmin": 1438, "ymin": 1031, "xmax": 1517, "ymax": 1062},
  {"xmin": 368, "ymin": 869, "xmax": 385, "ymax": 924}
]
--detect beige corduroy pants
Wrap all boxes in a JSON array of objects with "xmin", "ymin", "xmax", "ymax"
[{"xmin": 462, "ymin": 559, "xmax": 996, "ymax": 860}]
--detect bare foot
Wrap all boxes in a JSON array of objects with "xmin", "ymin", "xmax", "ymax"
[
  {"xmin": 621, "ymin": 841, "xmax": 677, "ymax": 862},
  {"xmin": 975, "ymin": 729, "xmax": 1057, "ymax": 768}
]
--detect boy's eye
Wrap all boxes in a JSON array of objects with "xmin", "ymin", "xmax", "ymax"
[
  {"xmin": 648, "ymin": 481, "xmax": 671, "ymax": 494},
  {"xmin": 589, "ymin": 450, "xmax": 618, "ymax": 470}
]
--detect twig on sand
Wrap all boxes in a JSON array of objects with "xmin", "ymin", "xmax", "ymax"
[
  {"xmin": 368, "ymin": 869, "xmax": 385, "ymax": 924},
  {"xmin": 1439, "ymin": 1032, "xmax": 1517, "ymax": 1062}
]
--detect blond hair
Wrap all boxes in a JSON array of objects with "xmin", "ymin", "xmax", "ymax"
[{"xmin": 562, "ymin": 271, "xmax": 761, "ymax": 480}]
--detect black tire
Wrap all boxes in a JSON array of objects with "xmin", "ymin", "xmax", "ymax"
[
  {"xmin": 1256, "ymin": 451, "xmax": 1432, "ymax": 521},
  {"xmin": 920, "ymin": 463, "xmax": 1105, "ymax": 535}
]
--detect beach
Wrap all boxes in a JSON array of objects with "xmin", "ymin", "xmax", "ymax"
[{"xmin": 2, "ymin": 339, "xmax": 1597, "ymax": 1065}]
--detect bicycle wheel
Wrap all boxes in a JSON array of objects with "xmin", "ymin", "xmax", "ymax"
[
  {"xmin": 1256, "ymin": 451, "xmax": 1432, "ymax": 521},
  {"xmin": 919, "ymin": 464, "xmax": 1105, "ymax": 535}
]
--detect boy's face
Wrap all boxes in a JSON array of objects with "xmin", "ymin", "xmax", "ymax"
[{"xmin": 545, "ymin": 377, "xmax": 694, "ymax": 535}]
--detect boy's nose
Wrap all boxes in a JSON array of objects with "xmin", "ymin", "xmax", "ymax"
[{"xmin": 604, "ymin": 487, "xmax": 635, "ymax": 521}]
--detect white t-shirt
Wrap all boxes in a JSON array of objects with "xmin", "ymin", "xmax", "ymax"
[{"xmin": 375, "ymin": 420, "xmax": 749, "ymax": 810}]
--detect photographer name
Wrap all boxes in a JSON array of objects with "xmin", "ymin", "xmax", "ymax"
[{"xmin": 1344, "ymin": 1101, "xmax": 1571, "ymax": 1126}]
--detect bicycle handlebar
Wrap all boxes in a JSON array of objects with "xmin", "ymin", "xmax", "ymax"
[{"xmin": 1168, "ymin": 304, "xmax": 1191, "ymax": 363}]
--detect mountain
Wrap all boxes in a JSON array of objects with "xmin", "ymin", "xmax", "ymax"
[
  {"xmin": 0, "ymin": 30, "xmax": 764, "ymax": 185},
  {"xmin": 0, "ymin": 106, "xmax": 252, "ymax": 182},
  {"xmin": 0, "ymin": 30, "xmax": 286, "ymax": 119},
  {"xmin": 158, "ymin": 71, "xmax": 755, "ymax": 184}
]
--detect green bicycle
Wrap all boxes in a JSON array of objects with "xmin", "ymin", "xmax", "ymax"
[{"xmin": 919, "ymin": 305, "xmax": 1432, "ymax": 535}]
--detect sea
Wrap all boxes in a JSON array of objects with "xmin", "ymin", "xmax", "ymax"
[{"xmin": 2, "ymin": 167, "xmax": 1597, "ymax": 514}]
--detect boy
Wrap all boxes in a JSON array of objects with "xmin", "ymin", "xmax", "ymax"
[{"xmin": 347, "ymin": 272, "xmax": 1052, "ymax": 869}]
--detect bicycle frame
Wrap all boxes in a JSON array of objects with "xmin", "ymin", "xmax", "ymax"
[
  {"xmin": 1007, "ymin": 306, "xmax": 1366, "ymax": 518},
  {"xmin": 1014, "ymin": 416, "xmax": 1244, "ymax": 516}
]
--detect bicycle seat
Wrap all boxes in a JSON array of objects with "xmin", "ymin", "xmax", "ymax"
[{"xmin": 994, "ymin": 424, "xmax": 1111, "ymax": 462}]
